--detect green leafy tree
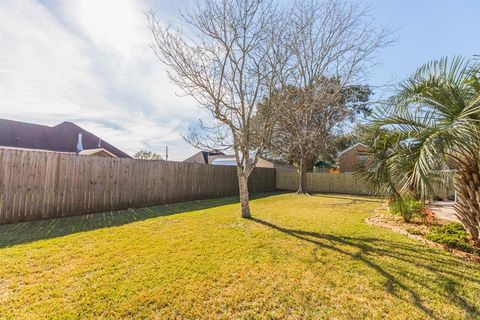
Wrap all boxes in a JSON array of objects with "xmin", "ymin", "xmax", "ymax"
[
  {"xmin": 362, "ymin": 57, "xmax": 480, "ymax": 243},
  {"xmin": 133, "ymin": 150, "xmax": 163, "ymax": 160}
]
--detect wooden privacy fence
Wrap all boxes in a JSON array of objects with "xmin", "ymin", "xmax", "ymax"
[
  {"xmin": 277, "ymin": 171, "xmax": 455, "ymax": 198},
  {"xmin": 277, "ymin": 171, "xmax": 372, "ymax": 195},
  {"xmin": 0, "ymin": 148, "xmax": 276, "ymax": 224}
]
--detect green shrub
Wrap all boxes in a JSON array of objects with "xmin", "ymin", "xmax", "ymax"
[
  {"xmin": 389, "ymin": 195, "xmax": 423, "ymax": 222},
  {"xmin": 426, "ymin": 223, "xmax": 477, "ymax": 254},
  {"xmin": 406, "ymin": 227, "xmax": 426, "ymax": 236}
]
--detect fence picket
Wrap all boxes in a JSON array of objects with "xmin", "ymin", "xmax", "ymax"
[{"xmin": 0, "ymin": 148, "xmax": 275, "ymax": 223}]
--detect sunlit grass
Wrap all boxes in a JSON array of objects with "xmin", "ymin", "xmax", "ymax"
[{"xmin": 0, "ymin": 193, "xmax": 479, "ymax": 319}]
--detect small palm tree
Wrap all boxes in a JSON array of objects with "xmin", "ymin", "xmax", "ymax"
[{"xmin": 363, "ymin": 57, "xmax": 480, "ymax": 244}]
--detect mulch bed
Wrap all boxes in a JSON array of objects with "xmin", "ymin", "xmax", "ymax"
[{"xmin": 366, "ymin": 206, "xmax": 480, "ymax": 263}]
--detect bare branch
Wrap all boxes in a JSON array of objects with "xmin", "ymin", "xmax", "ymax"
[{"xmin": 147, "ymin": 0, "xmax": 288, "ymax": 217}]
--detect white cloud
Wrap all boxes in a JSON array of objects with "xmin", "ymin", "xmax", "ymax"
[{"xmin": 0, "ymin": 0, "xmax": 203, "ymax": 160}]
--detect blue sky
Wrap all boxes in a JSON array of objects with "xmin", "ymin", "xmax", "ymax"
[
  {"xmin": 366, "ymin": 0, "xmax": 480, "ymax": 93},
  {"xmin": 0, "ymin": 0, "xmax": 479, "ymax": 160}
]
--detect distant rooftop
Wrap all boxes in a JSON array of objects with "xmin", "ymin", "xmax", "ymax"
[{"xmin": 0, "ymin": 118, "xmax": 131, "ymax": 158}]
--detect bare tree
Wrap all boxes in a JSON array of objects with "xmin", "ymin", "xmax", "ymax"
[
  {"xmin": 261, "ymin": 81, "xmax": 372, "ymax": 185},
  {"xmin": 147, "ymin": 0, "xmax": 287, "ymax": 218},
  {"xmin": 268, "ymin": 0, "xmax": 391, "ymax": 193}
]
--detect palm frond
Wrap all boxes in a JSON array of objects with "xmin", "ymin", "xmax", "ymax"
[{"xmin": 363, "ymin": 56, "xmax": 480, "ymax": 200}]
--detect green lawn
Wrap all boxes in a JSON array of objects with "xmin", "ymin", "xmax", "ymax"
[{"xmin": 0, "ymin": 193, "xmax": 479, "ymax": 319}]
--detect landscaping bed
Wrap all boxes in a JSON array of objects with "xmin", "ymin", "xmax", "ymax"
[{"xmin": 367, "ymin": 205, "xmax": 480, "ymax": 263}]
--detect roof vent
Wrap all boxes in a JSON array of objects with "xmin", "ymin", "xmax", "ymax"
[{"xmin": 76, "ymin": 133, "xmax": 83, "ymax": 154}]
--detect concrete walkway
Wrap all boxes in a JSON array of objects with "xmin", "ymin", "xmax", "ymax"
[{"xmin": 428, "ymin": 201, "xmax": 459, "ymax": 222}]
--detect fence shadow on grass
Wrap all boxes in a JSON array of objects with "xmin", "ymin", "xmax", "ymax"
[
  {"xmin": 0, "ymin": 193, "xmax": 275, "ymax": 248},
  {"xmin": 250, "ymin": 217, "xmax": 480, "ymax": 320}
]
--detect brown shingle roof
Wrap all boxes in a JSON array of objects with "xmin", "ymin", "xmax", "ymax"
[{"xmin": 0, "ymin": 118, "xmax": 131, "ymax": 158}]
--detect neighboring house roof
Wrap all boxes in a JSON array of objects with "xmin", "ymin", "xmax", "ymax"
[
  {"xmin": 337, "ymin": 143, "xmax": 369, "ymax": 158},
  {"xmin": 256, "ymin": 157, "xmax": 297, "ymax": 171},
  {"xmin": 185, "ymin": 152, "xmax": 296, "ymax": 171},
  {"xmin": 0, "ymin": 146, "xmax": 76, "ymax": 154},
  {"xmin": 208, "ymin": 153, "xmax": 231, "ymax": 164},
  {"xmin": 259, "ymin": 158, "xmax": 291, "ymax": 166},
  {"xmin": 183, "ymin": 151, "xmax": 229, "ymax": 164},
  {"xmin": 79, "ymin": 148, "xmax": 117, "ymax": 157},
  {"xmin": 0, "ymin": 118, "xmax": 131, "ymax": 158},
  {"xmin": 211, "ymin": 158, "xmax": 237, "ymax": 166}
]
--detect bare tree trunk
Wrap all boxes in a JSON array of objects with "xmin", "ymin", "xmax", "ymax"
[
  {"xmin": 305, "ymin": 154, "xmax": 315, "ymax": 172},
  {"xmin": 238, "ymin": 172, "xmax": 251, "ymax": 219},
  {"xmin": 454, "ymin": 163, "xmax": 480, "ymax": 245},
  {"xmin": 297, "ymin": 156, "xmax": 308, "ymax": 194}
]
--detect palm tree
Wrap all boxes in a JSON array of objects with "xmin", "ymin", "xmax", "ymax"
[{"xmin": 363, "ymin": 57, "xmax": 480, "ymax": 244}]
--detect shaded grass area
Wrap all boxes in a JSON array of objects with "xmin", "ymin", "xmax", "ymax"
[
  {"xmin": 0, "ymin": 194, "xmax": 274, "ymax": 248},
  {"xmin": 0, "ymin": 193, "xmax": 479, "ymax": 319}
]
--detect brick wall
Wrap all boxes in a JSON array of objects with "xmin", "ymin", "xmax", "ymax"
[{"xmin": 337, "ymin": 144, "xmax": 372, "ymax": 173}]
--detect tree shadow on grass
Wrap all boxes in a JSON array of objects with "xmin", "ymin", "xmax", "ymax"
[
  {"xmin": 310, "ymin": 193, "xmax": 382, "ymax": 203},
  {"xmin": 0, "ymin": 193, "xmax": 275, "ymax": 248},
  {"xmin": 250, "ymin": 217, "xmax": 480, "ymax": 319}
]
